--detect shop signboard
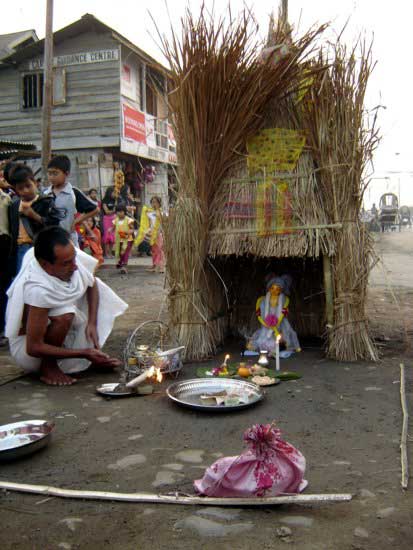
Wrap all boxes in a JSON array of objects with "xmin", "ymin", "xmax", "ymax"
[
  {"xmin": 28, "ymin": 49, "xmax": 119, "ymax": 70},
  {"xmin": 120, "ymin": 100, "xmax": 178, "ymax": 165},
  {"xmin": 122, "ymin": 103, "xmax": 146, "ymax": 144}
]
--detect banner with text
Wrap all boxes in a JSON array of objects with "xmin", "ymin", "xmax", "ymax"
[{"xmin": 122, "ymin": 103, "xmax": 146, "ymax": 144}]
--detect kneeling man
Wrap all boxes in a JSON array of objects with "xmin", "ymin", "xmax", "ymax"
[{"xmin": 5, "ymin": 226, "xmax": 128, "ymax": 385}]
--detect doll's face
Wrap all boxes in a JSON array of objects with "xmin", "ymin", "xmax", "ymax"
[{"xmin": 269, "ymin": 284, "xmax": 281, "ymax": 297}]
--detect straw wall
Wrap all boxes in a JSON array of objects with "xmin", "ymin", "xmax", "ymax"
[{"xmin": 302, "ymin": 45, "xmax": 380, "ymax": 361}]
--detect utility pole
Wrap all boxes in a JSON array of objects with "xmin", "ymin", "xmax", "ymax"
[{"xmin": 41, "ymin": 0, "xmax": 54, "ymax": 182}]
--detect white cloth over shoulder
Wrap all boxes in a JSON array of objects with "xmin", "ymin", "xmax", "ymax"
[{"xmin": 5, "ymin": 248, "xmax": 128, "ymax": 373}]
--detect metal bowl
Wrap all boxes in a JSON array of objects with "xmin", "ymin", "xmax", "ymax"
[
  {"xmin": 96, "ymin": 382, "xmax": 136, "ymax": 398},
  {"xmin": 0, "ymin": 419, "xmax": 55, "ymax": 462},
  {"xmin": 167, "ymin": 378, "xmax": 264, "ymax": 412}
]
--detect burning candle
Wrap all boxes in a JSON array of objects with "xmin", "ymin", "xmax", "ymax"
[
  {"xmin": 220, "ymin": 354, "xmax": 230, "ymax": 369},
  {"xmin": 275, "ymin": 335, "xmax": 281, "ymax": 371},
  {"xmin": 155, "ymin": 369, "xmax": 163, "ymax": 383},
  {"xmin": 126, "ymin": 366, "xmax": 155, "ymax": 389}
]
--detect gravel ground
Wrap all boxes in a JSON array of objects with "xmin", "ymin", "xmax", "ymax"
[{"xmin": 0, "ymin": 234, "xmax": 412, "ymax": 550}]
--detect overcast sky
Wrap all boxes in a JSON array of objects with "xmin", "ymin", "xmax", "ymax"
[{"xmin": 0, "ymin": 1, "xmax": 411, "ymax": 204}]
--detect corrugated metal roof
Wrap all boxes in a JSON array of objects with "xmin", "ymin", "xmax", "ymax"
[
  {"xmin": 0, "ymin": 140, "xmax": 39, "ymax": 159},
  {"xmin": 0, "ymin": 139, "xmax": 37, "ymax": 150}
]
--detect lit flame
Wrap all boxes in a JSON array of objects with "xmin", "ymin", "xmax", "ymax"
[
  {"xmin": 223, "ymin": 354, "xmax": 230, "ymax": 366},
  {"xmin": 156, "ymin": 368, "xmax": 163, "ymax": 383},
  {"xmin": 276, "ymin": 335, "xmax": 281, "ymax": 343},
  {"xmin": 146, "ymin": 366, "xmax": 163, "ymax": 383}
]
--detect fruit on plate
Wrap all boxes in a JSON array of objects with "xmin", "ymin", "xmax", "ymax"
[
  {"xmin": 251, "ymin": 375, "xmax": 278, "ymax": 386},
  {"xmin": 237, "ymin": 366, "xmax": 251, "ymax": 378},
  {"xmin": 250, "ymin": 364, "xmax": 268, "ymax": 375}
]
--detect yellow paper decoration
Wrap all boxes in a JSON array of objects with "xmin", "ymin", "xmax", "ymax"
[{"xmin": 247, "ymin": 128, "xmax": 306, "ymax": 174}]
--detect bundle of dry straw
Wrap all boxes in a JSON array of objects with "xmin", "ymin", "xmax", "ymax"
[
  {"xmin": 159, "ymin": 6, "xmax": 325, "ymax": 360},
  {"xmin": 302, "ymin": 42, "xmax": 380, "ymax": 361}
]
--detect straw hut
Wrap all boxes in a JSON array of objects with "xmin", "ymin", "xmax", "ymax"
[{"xmin": 160, "ymin": 6, "xmax": 379, "ymax": 362}]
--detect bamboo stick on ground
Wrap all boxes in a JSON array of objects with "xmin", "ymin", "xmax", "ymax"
[
  {"xmin": 400, "ymin": 363, "xmax": 409, "ymax": 490},
  {"xmin": 0, "ymin": 480, "xmax": 352, "ymax": 506}
]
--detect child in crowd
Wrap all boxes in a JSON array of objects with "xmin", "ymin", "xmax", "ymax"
[
  {"xmin": 87, "ymin": 188, "xmax": 100, "ymax": 207},
  {"xmin": 0, "ymin": 186, "xmax": 11, "ymax": 346},
  {"xmin": 81, "ymin": 218, "xmax": 104, "ymax": 267},
  {"xmin": 45, "ymin": 155, "xmax": 98, "ymax": 247},
  {"xmin": 0, "ymin": 162, "xmax": 16, "ymax": 198},
  {"xmin": 135, "ymin": 196, "xmax": 165, "ymax": 273},
  {"xmin": 7, "ymin": 163, "xmax": 61, "ymax": 274},
  {"xmin": 101, "ymin": 186, "xmax": 117, "ymax": 258},
  {"xmin": 112, "ymin": 205, "xmax": 135, "ymax": 274}
]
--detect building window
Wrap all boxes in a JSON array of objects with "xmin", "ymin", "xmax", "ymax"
[
  {"xmin": 155, "ymin": 119, "xmax": 168, "ymax": 149},
  {"xmin": 22, "ymin": 68, "xmax": 66, "ymax": 109},
  {"xmin": 22, "ymin": 73, "xmax": 44, "ymax": 109},
  {"xmin": 146, "ymin": 81, "xmax": 157, "ymax": 117}
]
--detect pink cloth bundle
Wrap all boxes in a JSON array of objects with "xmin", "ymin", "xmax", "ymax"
[{"xmin": 194, "ymin": 423, "xmax": 307, "ymax": 497}]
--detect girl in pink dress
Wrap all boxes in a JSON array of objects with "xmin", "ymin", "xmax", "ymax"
[{"xmin": 194, "ymin": 423, "xmax": 307, "ymax": 497}]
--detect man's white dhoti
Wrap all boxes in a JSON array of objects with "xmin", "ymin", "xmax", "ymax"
[{"xmin": 5, "ymin": 248, "xmax": 128, "ymax": 373}]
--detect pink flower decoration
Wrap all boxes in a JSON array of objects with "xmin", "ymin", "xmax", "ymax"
[{"xmin": 264, "ymin": 314, "xmax": 278, "ymax": 327}]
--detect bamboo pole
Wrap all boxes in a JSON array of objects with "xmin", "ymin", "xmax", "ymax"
[
  {"xmin": 41, "ymin": 0, "xmax": 54, "ymax": 181},
  {"xmin": 0, "ymin": 480, "xmax": 352, "ymax": 506},
  {"xmin": 400, "ymin": 363, "xmax": 409, "ymax": 490},
  {"xmin": 323, "ymin": 254, "xmax": 334, "ymax": 328}
]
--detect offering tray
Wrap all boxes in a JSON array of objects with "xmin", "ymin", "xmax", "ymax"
[
  {"xmin": 0, "ymin": 419, "xmax": 54, "ymax": 462},
  {"xmin": 166, "ymin": 378, "xmax": 264, "ymax": 412},
  {"xmin": 96, "ymin": 382, "xmax": 136, "ymax": 397}
]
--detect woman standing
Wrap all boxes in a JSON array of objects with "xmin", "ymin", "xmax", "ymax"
[
  {"xmin": 101, "ymin": 186, "xmax": 116, "ymax": 258},
  {"xmin": 135, "ymin": 196, "xmax": 165, "ymax": 273}
]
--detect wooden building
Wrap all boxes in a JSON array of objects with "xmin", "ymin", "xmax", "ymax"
[{"xmin": 0, "ymin": 14, "xmax": 176, "ymax": 206}]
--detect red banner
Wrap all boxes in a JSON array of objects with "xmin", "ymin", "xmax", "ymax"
[{"xmin": 122, "ymin": 103, "xmax": 146, "ymax": 144}]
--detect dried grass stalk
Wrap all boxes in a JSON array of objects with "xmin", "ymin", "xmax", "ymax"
[{"xmin": 302, "ymin": 41, "xmax": 380, "ymax": 361}]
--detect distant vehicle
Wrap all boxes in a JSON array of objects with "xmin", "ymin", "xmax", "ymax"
[
  {"xmin": 379, "ymin": 193, "xmax": 400, "ymax": 232},
  {"xmin": 399, "ymin": 205, "xmax": 411, "ymax": 228}
]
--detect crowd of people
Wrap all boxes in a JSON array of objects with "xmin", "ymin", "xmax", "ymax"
[{"xmin": 0, "ymin": 154, "xmax": 166, "ymax": 352}]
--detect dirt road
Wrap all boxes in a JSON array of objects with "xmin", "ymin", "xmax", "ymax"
[{"xmin": 0, "ymin": 236, "xmax": 412, "ymax": 550}]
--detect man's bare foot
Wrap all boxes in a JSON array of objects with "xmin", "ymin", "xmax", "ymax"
[
  {"xmin": 40, "ymin": 363, "xmax": 77, "ymax": 386},
  {"xmin": 146, "ymin": 267, "xmax": 156, "ymax": 272}
]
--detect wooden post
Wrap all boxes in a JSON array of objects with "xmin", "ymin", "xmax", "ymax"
[
  {"xmin": 323, "ymin": 254, "xmax": 334, "ymax": 328},
  {"xmin": 400, "ymin": 363, "xmax": 409, "ymax": 490},
  {"xmin": 41, "ymin": 0, "xmax": 54, "ymax": 182},
  {"xmin": 281, "ymin": 0, "xmax": 288, "ymax": 25}
]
